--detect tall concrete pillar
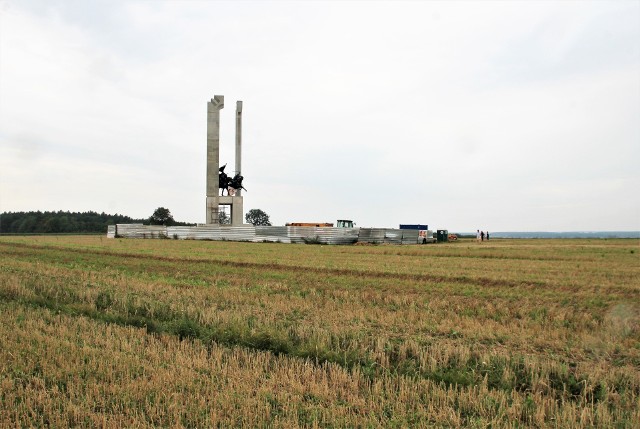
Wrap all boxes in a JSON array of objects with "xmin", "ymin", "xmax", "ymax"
[
  {"xmin": 235, "ymin": 100, "xmax": 243, "ymax": 197},
  {"xmin": 206, "ymin": 95, "xmax": 224, "ymax": 224}
]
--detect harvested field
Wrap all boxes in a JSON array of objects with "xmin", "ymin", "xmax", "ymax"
[{"xmin": 1, "ymin": 236, "xmax": 638, "ymax": 427}]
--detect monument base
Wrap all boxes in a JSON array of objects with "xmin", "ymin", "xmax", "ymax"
[{"xmin": 206, "ymin": 196, "xmax": 244, "ymax": 226}]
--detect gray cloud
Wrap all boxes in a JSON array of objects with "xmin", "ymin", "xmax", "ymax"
[{"xmin": 1, "ymin": 0, "xmax": 638, "ymax": 231}]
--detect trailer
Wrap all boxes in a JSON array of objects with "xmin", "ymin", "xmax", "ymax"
[
  {"xmin": 399, "ymin": 224, "xmax": 435, "ymax": 244},
  {"xmin": 286, "ymin": 219, "xmax": 356, "ymax": 228}
]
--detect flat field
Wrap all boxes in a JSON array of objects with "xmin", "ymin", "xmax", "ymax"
[{"xmin": 0, "ymin": 236, "xmax": 638, "ymax": 428}]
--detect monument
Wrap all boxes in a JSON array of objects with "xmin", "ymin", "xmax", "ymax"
[{"xmin": 206, "ymin": 96, "xmax": 245, "ymax": 226}]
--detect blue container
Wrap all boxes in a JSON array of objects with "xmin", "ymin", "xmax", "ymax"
[{"xmin": 399, "ymin": 224, "xmax": 428, "ymax": 230}]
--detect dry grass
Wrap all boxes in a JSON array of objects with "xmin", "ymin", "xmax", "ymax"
[{"xmin": 0, "ymin": 236, "xmax": 638, "ymax": 427}]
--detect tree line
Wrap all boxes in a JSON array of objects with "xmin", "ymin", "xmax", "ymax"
[
  {"xmin": 1, "ymin": 207, "xmax": 272, "ymax": 234},
  {"xmin": 0, "ymin": 210, "xmax": 192, "ymax": 234}
]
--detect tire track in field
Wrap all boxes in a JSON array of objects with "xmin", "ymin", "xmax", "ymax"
[{"xmin": 335, "ymin": 248, "xmax": 586, "ymax": 262}]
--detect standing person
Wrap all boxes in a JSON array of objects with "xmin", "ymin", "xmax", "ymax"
[
  {"xmin": 486, "ymin": 231, "xmax": 490, "ymax": 241},
  {"xmin": 477, "ymin": 230, "xmax": 481, "ymax": 242},
  {"xmin": 481, "ymin": 231, "xmax": 485, "ymax": 241}
]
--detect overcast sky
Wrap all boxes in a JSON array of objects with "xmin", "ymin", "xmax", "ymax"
[{"xmin": 1, "ymin": 0, "xmax": 638, "ymax": 231}]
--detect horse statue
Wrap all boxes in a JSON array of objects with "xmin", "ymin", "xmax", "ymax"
[
  {"xmin": 227, "ymin": 173, "xmax": 246, "ymax": 196},
  {"xmin": 219, "ymin": 164, "xmax": 246, "ymax": 196},
  {"xmin": 219, "ymin": 164, "xmax": 230, "ymax": 195}
]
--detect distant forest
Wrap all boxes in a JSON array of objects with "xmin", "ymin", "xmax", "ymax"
[{"xmin": 0, "ymin": 211, "xmax": 192, "ymax": 234}]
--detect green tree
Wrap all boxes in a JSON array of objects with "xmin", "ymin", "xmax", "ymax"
[
  {"xmin": 19, "ymin": 215, "xmax": 37, "ymax": 233},
  {"xmin": 245, "ymin": 208, "xmax": 271, "ymax": 226},
  {"xmin": 149, "ymin": 207, "xmax": 175, "ymax": 226},
  {"xmin": 218, "ymin": 210, "xmax": 231, "ymax": 225}
]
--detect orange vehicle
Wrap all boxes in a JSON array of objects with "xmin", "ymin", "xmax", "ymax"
[{"xmin": 448, "ymin": 233, "xmax": 458, "ymax": 241}]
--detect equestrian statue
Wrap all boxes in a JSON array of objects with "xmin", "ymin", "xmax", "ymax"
[{"xmin": 219, "ymin": 164, "xmax": 246, "ymax": 196}]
